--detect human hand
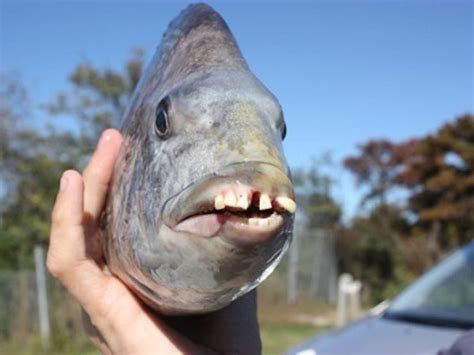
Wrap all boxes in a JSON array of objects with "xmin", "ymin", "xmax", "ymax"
[{"xmin": 47, "ymin": 129, "xmax": 261, "ymax": 355}]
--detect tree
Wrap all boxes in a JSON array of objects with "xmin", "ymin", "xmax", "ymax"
[
  {"xmin": 0, "ymin": 74, "xmax": 30, "ymax": 204},
  {"xmin": 290, "ymin": 157, "xmax": 341, "ymax": 302},
  {"xmin": 397, "ymin": 114, "xmax": 474, "ymax": 249},
  {"xmin": 0, "ymin": 76, "xmax": 80, "ymax": 268},
  {"xmin": 341, "ymin": 114, "xmax": 474, "ymax": 303},
  {"xmin": 0, "ymin": 50, "xmax": 144, "ymax": 269},
  {"xmin": 46, "ymin": 48, "xmax": 144, "ymax": 154},
  {"xmin": 344, "ymin": 139, "xmax": 400, "ymax": 208},
  {"xmin": 340, "ymin": 139, "xmax": 418, "ymax": 303},
  {"xmin": 293, "ymin": 155, "xmax": 341, "ymax": 229},
  {"xmin": 336, "ymin": 204, "xmax": 412, "ymax": 303}
]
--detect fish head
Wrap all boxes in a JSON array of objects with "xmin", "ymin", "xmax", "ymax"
[{"xmin": 105, "ymin": 3, "xmax": 295, "ymax": 314}]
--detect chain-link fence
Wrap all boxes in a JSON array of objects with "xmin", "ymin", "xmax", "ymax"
[
  {"xmin": 0, "ymin": 269, "xmax": 87, "ymax": 351},
  {"xmin": 260, "ymin": 211, "xmax": 338, "ymax": 305},
  {"xmin": 0, "ymin": 220, "xmax": 339, "ymax": 351}
]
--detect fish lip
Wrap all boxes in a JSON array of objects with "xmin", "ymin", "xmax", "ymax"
[
  {"xmin": 162, "ymin": 161, "xmax": 294, "ymax": 231},
  {"xmin": 173, "ymin": 211, "xmax": 288, "ymax": 248}
]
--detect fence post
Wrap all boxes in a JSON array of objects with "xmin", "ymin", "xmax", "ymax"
[
  {"xmin": 34, "ymin": 245, "xmax": 50, "ymax": 349},
  {"xmin": 336, "ymin": 273, "xmax": 362, "ymax": 326},
  {"xmin": 337, "ymin": 273, "xmax": 352, "ymax": 326},
  {"xmin": 287, "ymin": 223, "xmax": 299, "ymax": 304},
  {"xmin": 349, "ymin": 280, "xmax": 362, "ymax": 320}
]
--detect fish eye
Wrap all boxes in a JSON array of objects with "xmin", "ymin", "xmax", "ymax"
[
  {"xmin": 155, "ymin": 98, "xmax": 170, "ymax": 138},
  {"xmin": 281, "ymin": 122, "xmax": 287, "ymax": 140}
]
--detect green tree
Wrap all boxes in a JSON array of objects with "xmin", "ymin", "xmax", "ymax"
[
  {"xmin": 293, "ymin": 155, "xmax": 341, "ymax": 229},
  {"xmin": 339, "ymin": 140, "xmax": 412, "ymax": 301},
  {"xmin": 0, "ymin": 76, "xmax": 80, "ymax": 268},
  {"xmin": 47, "ymin": 49, "xmax": 144, "ymax": 153},
  {"xmin": 336, "ymin": 204, "xmax": 412, "ymax": 303},
  {"xmin": 0, "ymin": 50, "xmax": 144, "ymax": 269},
  {"xmin": 0, "ymin": 74, "xmax": 30, "ymax": 202},
  {"xmin": 341, "ymin": 114, "xmax": 474, "ymax": 303}
]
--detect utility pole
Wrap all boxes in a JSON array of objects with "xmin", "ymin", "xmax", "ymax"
[
  {"xmin": 288, "ymin": 211, "xmax": 306, "ymax": 304},
  {"xmin": 288, "ymin": 225, "xmax": 299, "ymax": 304},
  {"xmin": 34, "ymin": 245, "xmax": 50, "ymax": 349}
]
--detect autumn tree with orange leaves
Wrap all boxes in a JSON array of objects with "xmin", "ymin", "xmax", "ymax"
[
  {"xmin": 397, "ymin": 114, "xmax": 474, "ymax": 250},
  {"xmin": 341, "ymin": 114, "xmax": 473, "ymax": 301}
]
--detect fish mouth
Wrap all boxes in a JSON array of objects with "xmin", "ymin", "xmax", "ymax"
[{"xmin": 163, "ymin": 162, "xmax": 295, "ymax": 248}]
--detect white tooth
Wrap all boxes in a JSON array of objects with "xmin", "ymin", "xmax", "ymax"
[
  {"xmin": 268, "ymin": 213, "xmax": 277, "ymax": 223},
  {"xmin": 214, "ymin": 194, "xmax": 225, "ymax": 210},
  {"xmin": 276, "ymin": 196, "xmax": 296, "ymax": 213},
  {"xmin": 258, "ymin": 218, "xmax": 269, "ymax": 227},
  {"xmin": 237, "ymin": 192, "xmax": 249, "ymax": 209},
  {"xmin": 248, "ymin": 218, "xmax": 259, "ymax": 226},
  {"xmin": 259, "ymin": 193, "xmax": 272, "ymax": 210},
  {"xmin": 224, "ymin": 190, "xmax": 237, "ymax": 207}
]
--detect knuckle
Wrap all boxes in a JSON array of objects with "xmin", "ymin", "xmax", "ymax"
[
  {"xmin": 83, "ymin": 166, "xmax": 102, "ymax": 186},
  {"xmin": 83, "ymin": 166, "xmax": 110, "ymax": 191},
  {"xmin": 51, "ymin": 204, "xmax": 68, "ymax": 225},
  {"xmin": 51, "ymin": 207, "xmax": 61, "ymax": 224},
  {"xmin": 46, "ymin": 253, "xmax": 65, "ymax": 279},
  {"xmin": 82, "ymin": 165, "xmax": 94, "ymax": 181}
]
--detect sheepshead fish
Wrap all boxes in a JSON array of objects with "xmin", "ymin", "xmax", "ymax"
[{"xmin": 103, "ymin": 3, "xmax": 295, "ymax": 315}]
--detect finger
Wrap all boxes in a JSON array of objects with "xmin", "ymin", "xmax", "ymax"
[
  {"xmin": 48, "ymin": 170, "xmax": 106, "ymax": 307},
  {"xmin": 51, "ymin": 169, "xmax": 84, "ymax": 227},
  {"xmin": 48, "ymin": 170, "xmax": 198, "ymax": 353},
  {"xmin": 49, "ymin": 170, "xmax": 86, "ymax": 267},
  {"xmin": 82, "ymin": 129, "xmax": 123, "ymax": 223}
]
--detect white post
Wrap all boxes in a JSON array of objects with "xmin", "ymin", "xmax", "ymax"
[
  {"xmin": 348, "ymin": 280, "xmax": 362, "ymax": 321},
  {"xmin": 337, "ymin": 274, "xmax": 352, "ymax": 326},
  {"xmin": 337, "ymin": 274, "xmax": 362, "ymax": 326},
  {"xmin": 34, "ymin": 245, "xmax": 50, "ymax": 349}
]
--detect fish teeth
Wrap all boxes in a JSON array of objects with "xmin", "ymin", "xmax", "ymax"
[
  {"xmin": 248, "ymin": 218, "xmax": 259, "ymax": 226},
  {"xmin": 214, "ymin": 194, "xmax": 225, "ymax": 210},
  {"xmin": 259, "ymin": 193, "xmax": 272, "ymax": 210},
  {"xmin": 268, "ymin": 213, "xmax": 277, "ymax": 223},
  {"xmin": 276, "ymin": 196, "xmax": 296, "ymax": 213},
  {"xmin": 237, "ymin": 192, "xmax": 249, "ymax": 210},
  {"xmin": 224, "ymin": 190, "xmax": 238, "ymax": 207}
]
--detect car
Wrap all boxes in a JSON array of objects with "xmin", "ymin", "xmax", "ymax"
[{"xmin": 287, "ymin": 241, "xmax": 474, "ymax": 355}]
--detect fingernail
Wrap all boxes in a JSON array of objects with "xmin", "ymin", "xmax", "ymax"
[
  {"xmin": 99, "ymin": 131, "xmax": 112, "ymax": 148},
  {"xmin": 60, "ymin": 174, "xmax": 69, "ymax": 192}
]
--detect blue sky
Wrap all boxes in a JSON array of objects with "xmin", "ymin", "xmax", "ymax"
[{"xmin": 1, "ymin": 0, "xmax": 472, "ymax": 218}]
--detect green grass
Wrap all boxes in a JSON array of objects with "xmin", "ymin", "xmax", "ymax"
[
  {"xmin": 261, "ymin": 323, "xmax": 326, "ymax": 355},
  {"xmin": 0, "ymin": 334, "xmax": 97, "ymax": 355},
  {"xmin": 1, "ymin": 324, "xmax": 328, "ymax": 355},
  {"xmin": 258, "ymin": 299, "xmax": 335, "ymax": 354},
  {"xmin": 1, "ymin": 300, "xmax": 335, "ymax": 354}
]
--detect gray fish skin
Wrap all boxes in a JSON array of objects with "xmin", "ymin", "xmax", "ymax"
[{"xmin": 103, "ymin": 3, "xmax": 295, "ymax": 315}]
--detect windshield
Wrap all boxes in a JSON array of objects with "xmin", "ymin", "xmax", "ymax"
[{"xmin": 384, "ymin": 242, "xmax": 474, "ymax": 329}]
